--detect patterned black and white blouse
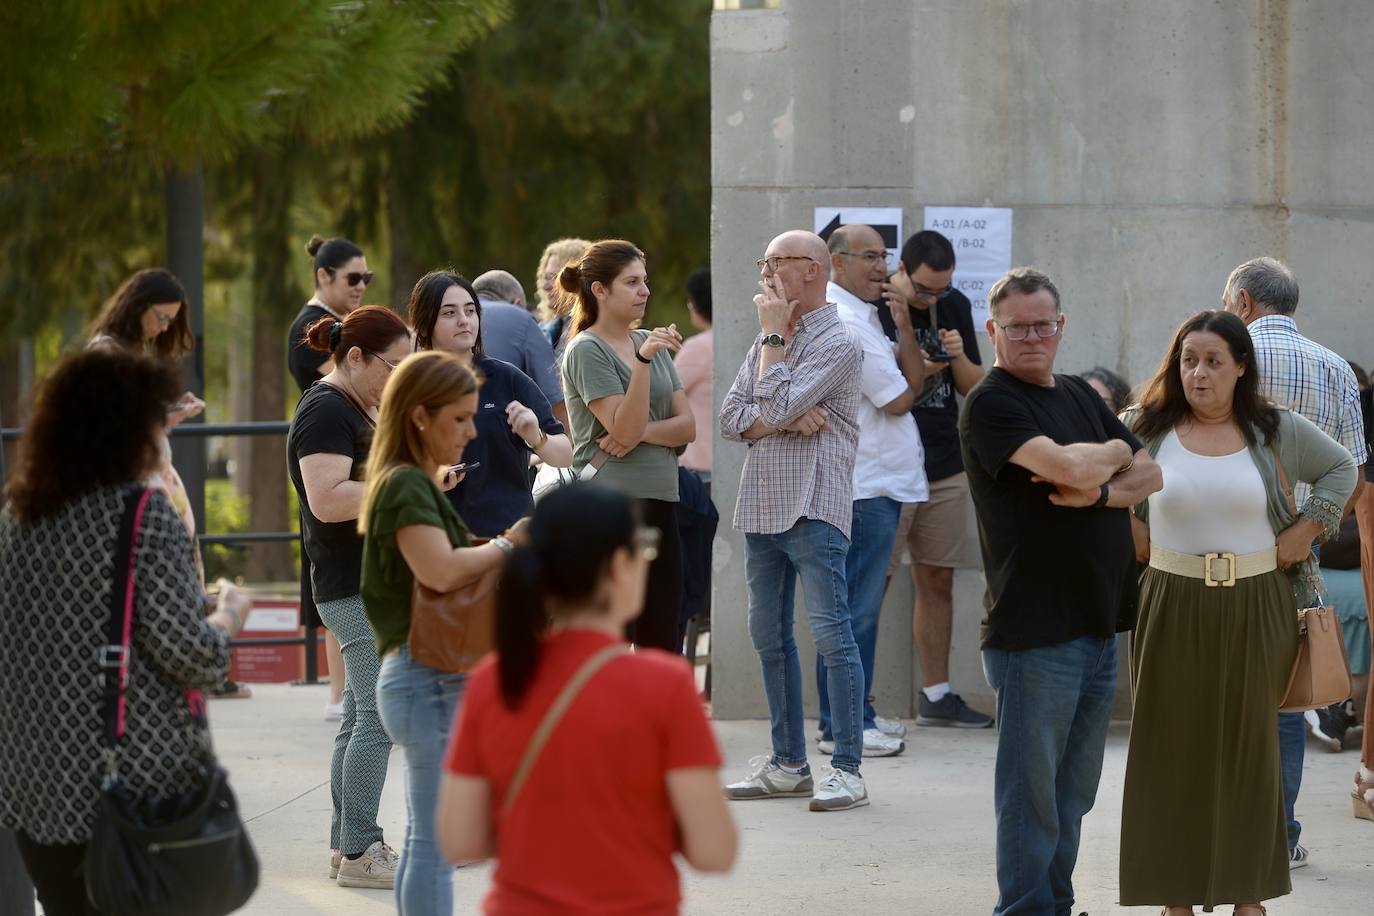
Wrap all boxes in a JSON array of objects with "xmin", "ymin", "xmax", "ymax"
[{"xmin": 0, "ymin": 483, "xmax": 230, "ymax": 844}]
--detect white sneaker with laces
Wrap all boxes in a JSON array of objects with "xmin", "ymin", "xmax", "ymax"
[
  {"xmin": 816, "ymin": 728, "xmax": 905, "ymax": 757},
  {"xmin": 874, "ymin": 715, "xmax": 907, "ymax": 738},
  {"xmin": 335, "ymin": 840, "xmax": 399, "ymax": 889},
  {"xmin": 810, "ymin": 766, "xmax": 870, "ymax": 812},
  {"xmin": 724, "ymin": 754, "xmax": 814, "ymax": 800}
]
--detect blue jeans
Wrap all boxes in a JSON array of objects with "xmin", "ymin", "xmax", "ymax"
[
  {"xmin": 817, "ymin": 496, "xmax": 901, "ymax": 739},
  {"xmin": 376, "ymin": 646, "xmax": 466, "ymax": 916},
  {"xmin": 745, "ymin": 518, "xmax": 864, "ymax": 773},
  {"xmin": 1278, "ymin": 711, "xmax": 1305, "ymax": 849},
  {"xmin": 982, "ymin": 636, "xmax": 1117, "ymax": 916}
]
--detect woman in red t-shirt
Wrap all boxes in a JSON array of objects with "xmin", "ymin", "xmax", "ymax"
[{"xmin": 437, "ymin": 483, "xmax": 737, "ymax": 914}]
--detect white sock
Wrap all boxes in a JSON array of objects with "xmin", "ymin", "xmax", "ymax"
[
  {"xmin": 779, "ymin": 762, "xmax": 806, "ymax": 775},
  {"xmin": 923, "ymin": 682, "xmax": 951, "ymax": 703}
]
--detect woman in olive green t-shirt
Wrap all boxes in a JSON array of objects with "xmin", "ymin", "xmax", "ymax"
[
  {"xmin": 359, "ymin": 350, "xmax": 527, "ymax": 916},
  {"xmin": 557, "ymin": 240, "xmax": 696, "ymax": 653}
]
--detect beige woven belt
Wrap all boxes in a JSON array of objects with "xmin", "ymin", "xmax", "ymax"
[{"xmin": 1148, "ymin": 544, "xmax": 1278, "ymax": 587}]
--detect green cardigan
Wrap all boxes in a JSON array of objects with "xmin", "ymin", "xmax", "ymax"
[{"xmin": 1120, "ymin": 405, "xmax": 1357, "ymax": 608}]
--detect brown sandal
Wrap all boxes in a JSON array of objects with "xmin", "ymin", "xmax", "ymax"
[{"xmin": 1356, "ymin": 769, "xmax": 1374, "ymax": 821}]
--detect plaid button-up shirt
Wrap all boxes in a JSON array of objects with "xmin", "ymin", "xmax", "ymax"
[
  {"xmin": 720, "ymin": 303, "xmax": 863, "ymax": 537},
  {"xmin": 1251, "ymin": 314, "xmax": 1368, "ymax": 503}
]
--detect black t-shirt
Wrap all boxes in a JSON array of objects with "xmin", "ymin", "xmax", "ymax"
[
  {"xmin": 447, "ymin": 355, "xmax": 565, "ymax": 538},
  {"xmin": 959, "ymin": 368, "xmax": 1142, "ymax": 651},
  {"xmin": 878, "ymin": 288, "xmax": 982, "ymax": 482},
  {"xmin": 287, "ymin": 383, "xmax": 373, "ymax": 601},
  {"xmin": 288, "ymin": 303, "xmax": 332, "ymax": 393}
]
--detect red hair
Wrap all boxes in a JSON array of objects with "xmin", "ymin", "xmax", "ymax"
[{"xmin": 302, "ymin": 305, "xmax": 409, "ymax": 361}]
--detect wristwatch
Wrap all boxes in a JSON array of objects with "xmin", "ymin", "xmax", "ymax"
[
  {"xmin": 1093, "ymin": 483, "xmax": 1110, "ymax": 508},
  {"xmin": 761, "ymin": 332, "xmax": 786, "ymax": 348}
]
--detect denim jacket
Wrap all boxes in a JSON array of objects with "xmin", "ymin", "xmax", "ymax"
[{"xmin": 1120, "ymin": 405, "xmax": 1357, "ymax": 608}]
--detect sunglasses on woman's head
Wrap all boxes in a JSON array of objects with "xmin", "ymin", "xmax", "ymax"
[{"xmin": 329, "ymin": 268, "xmax": 374, "ymax": 287}]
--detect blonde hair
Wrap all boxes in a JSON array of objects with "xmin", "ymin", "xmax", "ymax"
[
  {"xmin": 536, "ymin": 237, "xmax": 591, "ymax": 320},
  {"xmin": 358, "ymin": 350, "xmax": 480, "ymax": 533}
]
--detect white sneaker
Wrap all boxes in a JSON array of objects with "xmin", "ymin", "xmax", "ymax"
[
  {"xmin": 874, "ymin": 715, "xmax": 907, "ymax": 738},
  {"xmin": 329, "ymin": 849, "xmax": 341, "ymax": 879},
  {"xmin": 816, "ymin": 728, "xmax": 905, "ymax": 757},
  {"xmin": 810, "ymin": 766, "xmax": 870, "ymax": 812},
  {"xmin": 335, "ymin": 841, "xmax": 398, "ymax": 888},
  {"xmin": 724, "ymin": 755, "xmax": 814, "ymax": 800}
]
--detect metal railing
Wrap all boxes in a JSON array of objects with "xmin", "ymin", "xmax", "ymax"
[{"xmin": 1, "ymin": 419, "xmax": 324, "ymax": 684}]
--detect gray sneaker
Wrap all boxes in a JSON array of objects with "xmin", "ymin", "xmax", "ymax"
[
  {"xmin": 917, "ymin": 692, "xmax": 994, "ymax": 728},
  {"xmin": 809, "ymin": 766, "xmax": 870, "ymax": 812},
  {"xmin": 335, "ymin": 840, "xmax": 398, "ymax": 889},
  {"xmin": 1289, "ymin": 843, "xmax": 1309, "ymax": 869},
  {"xmin": 724, "ymin": 755, "xmax": 814, "ymax": 800}
]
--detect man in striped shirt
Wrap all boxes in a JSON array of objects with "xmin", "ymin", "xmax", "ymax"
[
  {"xmin": 719, "ymin": 229, "xmax": 870, "ymax": 812},
  {"xmin": 1223, "ymin": 255, "xmax": 1368, "ymax": 869}
]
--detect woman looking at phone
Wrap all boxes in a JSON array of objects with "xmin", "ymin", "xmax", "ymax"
[
  {"xmin": 360, "ymin": 350, "xmax": 527, "ymax": 916},
  {"xmin": 436, "ymin": 483, "xmax": 736, "ymax": 914},
  {"xmin": 406, "ymin": 271, "xmax": 571, "ymax": 537},
  {"xmin": 559, "ymin": 240, "xmax": 695, "ymax": 652},
  {"xmin": 287, "ymin": 305, "xmax": 412, "ymax": 890}
]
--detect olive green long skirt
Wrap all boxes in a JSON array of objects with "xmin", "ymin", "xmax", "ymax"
[{"xmin": 1119, "ymin": 565, "xmax": 1297, "ymax": 911}]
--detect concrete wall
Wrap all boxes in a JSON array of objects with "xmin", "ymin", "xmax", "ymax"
[{"xmin": 708, "ymin": 0, "xmax": 1374, "ymax": 719}]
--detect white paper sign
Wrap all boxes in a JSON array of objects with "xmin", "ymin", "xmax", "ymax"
[
  {"xmin": 921, "ymin": 206, "xmax": 1013, "ymax": 328},
  {"xmin": 813, "ymin": 207, "xmax": 904, "ymax": 272}
]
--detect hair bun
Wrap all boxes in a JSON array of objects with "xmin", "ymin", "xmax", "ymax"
[
  {"xmin": 306, "ymin": 235, "xmax": 325, "ymax": 257},
  {"xmin": 557, "ymin": 261, "xmax": 582, "ymax": 293}
]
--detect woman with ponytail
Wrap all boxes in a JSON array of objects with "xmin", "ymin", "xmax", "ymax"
[
  {"xmin": 287, "ymin": 304, "xmax": 411, "ymax": 890},
  {"xmin": 558, "ymin": 240, "xmax": 696, "ymax": 653},
  {"xmin": 360, "ymin": 350, "xmax": 526, "ymax": 916},
  {"xmin": 288, "ymin": 236, "xmax": 372, "ymax": 720},
  {"xmin": 436, "ymin": 483, "xmax": 737, "ymax": 914}
]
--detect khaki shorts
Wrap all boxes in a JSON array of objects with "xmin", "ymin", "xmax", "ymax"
[{"xmin": 888, "ymin": 472, "xmax": 969, "ymax": 576}]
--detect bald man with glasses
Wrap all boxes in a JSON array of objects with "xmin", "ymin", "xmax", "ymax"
[{"xmin": 721, "ymin": 229, "xmax": 871, "ymax": 812}]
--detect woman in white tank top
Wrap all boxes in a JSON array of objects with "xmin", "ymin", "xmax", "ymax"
[{"xmin": 1117, "ymin": 310, "xmax": 1356, "ymax": 915}]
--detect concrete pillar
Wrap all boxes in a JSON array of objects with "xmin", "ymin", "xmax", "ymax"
[{"xmin": 708, "ymin": 0, "xmax": 1374, "ymax": 719}]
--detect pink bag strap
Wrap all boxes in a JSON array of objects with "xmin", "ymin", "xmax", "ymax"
[{"xmin": 99, "ymin": 487, "xmax": 152, "ymax": 760}]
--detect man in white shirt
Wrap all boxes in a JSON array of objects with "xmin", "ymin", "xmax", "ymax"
[{"xmin": 815, "ymin": 224, "xmax": 931, "ymax": 757}]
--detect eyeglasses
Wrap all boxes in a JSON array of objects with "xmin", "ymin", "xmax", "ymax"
[
  {"xmin": 756, "ymin": 255, "xmax": 817, "ymax": 272},
  {"xmin": 997, "ymin": 317, "xmax": 1063, "ymax": 341},
  {"xmin": 634, "ymin": 526, "xmax": 661, "ymax": 562},
  {"xmin": 910, "ymin": 282, "xmax": 954, "ymax": 301},
  {"xmin": 150, "ymin": 309, "xmax": 178, "ymax": 327},
  {"xmin": 838, "ymin": 250, "xmax": 889, "ymax": 266},
  {"xmin": 329, "ymin": 268, "xmax": 375, "ymax": 287},
  {"xmin": 368, "ymin": 351, "xmax": 400, "ymax": 371}
]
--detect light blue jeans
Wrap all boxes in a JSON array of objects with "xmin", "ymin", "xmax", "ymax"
[
  {"xmin": 982, "ymin": 636, "xmax": 1117, "ymax": 916},
  {"xmin": 376, "ymin": 645, "xmax": 466, "ymax": 916},
  {"xmin": 745, "ymin": 518, "xmax": 864, "ymax": 773},
  {"xmin": 817, "ymin": 496, "xmax": 902, "ymax": 738}
]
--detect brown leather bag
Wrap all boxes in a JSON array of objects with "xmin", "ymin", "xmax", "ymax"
[
  {"xmin": 1271, "ymin": 442, "xmax": 1353, "ymax": 712},
  {"xmin": 407, "ymin": 539, "xmax": 499, "ymax": 674}
]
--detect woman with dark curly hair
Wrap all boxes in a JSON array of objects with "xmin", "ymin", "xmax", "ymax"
[
  {"xmin": 1081, "ymin": 365, "xmax": 1132, "ymax": 414},
  {"xmin": 1118, "ymin": 310, "xmax": 1356, "ymax": 915},
  {"xmin": 0, "ymin": 349, "xmax": 248, "ymax": 916}
]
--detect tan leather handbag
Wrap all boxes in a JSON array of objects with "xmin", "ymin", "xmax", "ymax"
[
  {"xmin": 407, "ymin": 539, "xmax": 498, "ymax": 674},
  {"xmin": 1272, "ymin": 443, "xmax": 1353, "ymax": 712}
]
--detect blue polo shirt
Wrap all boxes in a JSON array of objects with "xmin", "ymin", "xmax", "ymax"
[{"xmin": 447, "ymin": 355, "xmax": 564, "ymax": 537}]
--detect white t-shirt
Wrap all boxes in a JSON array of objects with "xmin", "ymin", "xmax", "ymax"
[
  {"xmin": 828, "ymin": 282, "xmax": 929, "ymax": 504},
  {"xmin": 1148, "ymin": 430, "xmax": 1274, "ymax": 555}
]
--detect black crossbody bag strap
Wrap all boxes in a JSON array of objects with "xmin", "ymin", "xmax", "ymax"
[{"xmin": 99, "ymin": 487, "xmax": 151, "ymax": 757}]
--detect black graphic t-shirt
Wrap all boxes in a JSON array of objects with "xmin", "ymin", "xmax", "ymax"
[{"xmin": 877, "ymin": 288, "xmax": 982, "ymax": 482}]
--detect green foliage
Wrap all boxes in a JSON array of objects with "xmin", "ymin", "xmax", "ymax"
[
  {"xmin": 0, "ymin": 0, "xmax": 511, "ymax": 169},
  {"xmin": 201, "ymin": 477, "xmax": 249, "ymax": 581}
]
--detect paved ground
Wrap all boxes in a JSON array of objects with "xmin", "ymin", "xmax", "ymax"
[{"xmin": 212, "ymin": 684, "xmax": 1371, "ymax": 915}]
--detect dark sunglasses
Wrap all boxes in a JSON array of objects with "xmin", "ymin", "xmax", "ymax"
[{"xmin": 329, "ymin": 268, "xmax": 374, "ymax": 287}]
